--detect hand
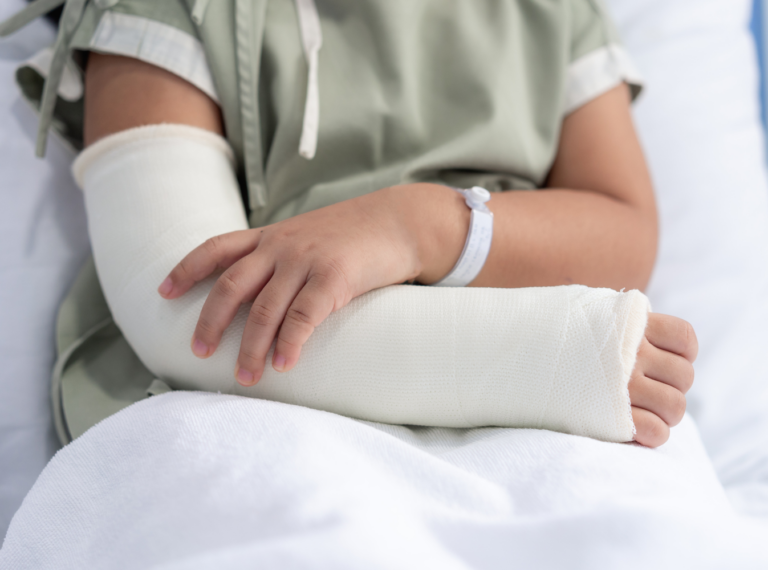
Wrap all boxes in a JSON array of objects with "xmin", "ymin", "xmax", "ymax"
[
  {"xmin": 629, "ymin": 313, "xmax": 698, "ymax": 447},
  {"xmin": 158, "ymin": 186, "xmax": 428, "ymax": 386}
]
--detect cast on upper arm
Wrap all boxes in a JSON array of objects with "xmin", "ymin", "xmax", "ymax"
[
  {"xmin": 73, "ymin": 123, "xmax": 651, "ymax": 443},
  {"xmin": 564, "ymin": 0, "xmax": 644, "ymax": 114}
]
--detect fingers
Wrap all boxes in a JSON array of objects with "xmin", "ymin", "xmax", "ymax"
[
  {"xmin": 191, "ymin": 253, "xmax": 274, "ymax": 358},
  {"xmin": 629, "ymin": 330, "xmax": 693, "ymax": 448},
  {"xmin": 234, "ymin": 267, "xmax": 307, "ymax": 385},
  {"xmin": 631, "ymin": 406, "xmax": 670, "ymax": 448},
  {"xmin": 236, "ymin": 268, "xmax": 346, "ymax": 385},
  {"xmin": 635, "ymin": 338, "xmax": 695, "ymax": 394},
  {"xmin": 271, "ymin": 271, "xmax": 345, "ymax": 374},
  {"xmin": 645, "ymin": 313, "xmax": 698, "ymax": 363},
  {"xmin": 159, "ymin": 230, "xmax": 262, "ymax": 299},
  {"xmin": 628, "ymin": 373, "xmax": 686, "ymax": 427}
]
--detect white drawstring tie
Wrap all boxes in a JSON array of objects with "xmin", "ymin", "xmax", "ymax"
[{"xmin": 294, "ymin": 0, "xmax": 322, "ymax": 160}]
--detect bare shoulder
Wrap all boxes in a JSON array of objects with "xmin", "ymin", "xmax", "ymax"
[{"xmin": 84, "ymin": 53, "xmax": 223, "ymax": 146}]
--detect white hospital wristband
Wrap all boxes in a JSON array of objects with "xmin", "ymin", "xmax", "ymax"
[{"xmin": 431, "ymin": 186, "xmax": 494, "ymax": 287}]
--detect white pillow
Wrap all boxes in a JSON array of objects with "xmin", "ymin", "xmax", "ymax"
[{"xmin": 606, "ymin": 0, "xmax": 768, "ymax": 517}]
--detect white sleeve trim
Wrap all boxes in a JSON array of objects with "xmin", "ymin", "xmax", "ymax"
[
  {"xmin": 90, "ymin": 12, "xmax": 219, "ymax": 104},
  {"xmin": 17, "ymin": 47, "xmax": 84, "ymax": 102},
  {"xmin": 564, "ymin": 43, "xmax": 643, "ymax": 115}
]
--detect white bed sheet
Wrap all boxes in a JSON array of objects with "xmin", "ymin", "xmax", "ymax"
[{"xmin": 1, "ymin": 0, "xmax": 767, "ymax": 559}]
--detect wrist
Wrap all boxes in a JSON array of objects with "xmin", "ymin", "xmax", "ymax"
[{"xmin": 385, "ymin": 183, "xmax": 471, "ymax": 285}]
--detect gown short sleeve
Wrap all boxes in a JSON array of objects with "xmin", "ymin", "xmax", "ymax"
[
  {"xmin": 564, "ymin": 0, "xmax": 643, "ymax": 115},
  {"xmin": 72, "ymin": 0, "xmax": 215, "ymax": 99},
  {"xmin": 12, "ymin": 0, "xmax": 215, "ymax": 153}
]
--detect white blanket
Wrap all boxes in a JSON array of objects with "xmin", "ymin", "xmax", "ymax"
[{"xmin": 1, "ymin": 392, "xmax": 766, "ymax": 569}]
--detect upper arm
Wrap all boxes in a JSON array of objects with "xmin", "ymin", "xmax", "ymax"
[
  {"xmin": 550, "ymin": 0, "xmax": 654, "ymax": 217},
  {"xmin": 84, "ymin": 53, "xmax": 224, "ymax": 146},
  {"xmin": 547, "ymin": 82, "xmax": 658, "ymax": 222}
]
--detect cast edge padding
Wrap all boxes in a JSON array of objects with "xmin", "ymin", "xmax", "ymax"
[
  {"xmin": 619, "ymin": 290, "xmax": 652, "ymax": 439},
  {"xmin": 72, "ymin": 123, "xmax": 236, "ymax": 188}
]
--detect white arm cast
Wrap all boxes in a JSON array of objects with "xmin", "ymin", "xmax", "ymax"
[{"xmin": 74, "ymin": 124, "xmax": 649, "ymax": 442}]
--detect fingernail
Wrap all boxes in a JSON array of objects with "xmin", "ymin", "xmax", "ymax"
[
  {"xmin": 191, "ymin": 338, "xmax": 210, "ymax": 358},
  {"xmin": 273, "ymin": 353, "xmax": 286, "ymax": 372},
  {"xmin": 158, "ymin": 277, "xmax": 173, "ymax": 297},
  {"xmin": 236, "ymin": 366, "xmax": 254, "ymax": 386}
]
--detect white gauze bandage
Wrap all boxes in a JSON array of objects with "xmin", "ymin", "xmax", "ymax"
[{"xmin": 74, "ymin": 124, "xmax": 650, "ymax": 443}]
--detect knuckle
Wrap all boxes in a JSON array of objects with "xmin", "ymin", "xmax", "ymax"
[
  {"xmin": 680, "ymin": 319, "xmax": 695, "ymax": 349},
  {"xmin": 215, "ymin": 273, "xmax": 241, "ymax": 299},
  {"xmin": 248, "ymin": 302, "xmax": 279, "ymax": 328},
  {"xmin": 669, "ymin": 390, "xmax": 687, "ymax": 425},
  {"xmin": 309, "ymin": 275, "xmax": 336, "ymax": 299},
  {"xmin": 684, "ymin": 321, "xmax": 699, "ymax": 361},
  {"xmin": 202, "ymin": 235, "xmax": 223, "ymax": 256},
  {"xmin": 669, "ymin": 317, "xmax": 697, "ymax": 361},
  {"xmin": 261, "ymin": 228, "xmax": 294, "ymax": 249},
  {"xmin": 287, "ymin": 242, "xmax": 312, "ymax": 261},
  {"xmin": 313, "ymin": 259, "xmax": 353, "ymax": 306},
  {"xmin": 285, "ymin": 305, "xmax": 315, "ymax": 327},
  {"xmin": 681, "ymin": 363, "xmax": 695, "ymax": 393},
  {"xmin": 239, "ymin": 344, "xmax": 264, "ymax": 367},
  {"xmin": 176, "ymin": 256, "xmax": 195, "ymax": 279},
  {"xmin": 322, "ymin": 257, "xmax": 350, "ymax": 284},
  {"xmin": 276, "ymin": 333, "xmax": 303, "ymax": 352},
  {"xmin": 196, "ymin": 316, "xmax": 219, "ymax": 338},
  {"xmin": 258, "ymin": 232, "xmax": 276, "ymax": 249}
]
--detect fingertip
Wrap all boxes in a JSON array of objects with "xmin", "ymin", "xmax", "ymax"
[
  {"xmin": 191, "ymin": 338, "xmax": 211, "ymax": 358},
  {"xmin": 272, "ymin": 353, "xmax": 286, "ymax": 372},
  {"xmin": 235, "ymin": 365, "xmax": 257, "ymax": 386},
  {"xmin": 158, "ymin": 277, "xmax": 174, "ymax": 298}
]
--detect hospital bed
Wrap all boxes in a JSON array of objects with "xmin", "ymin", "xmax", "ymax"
[{"xmin": 1, "ymin": 0, "xmax": 768, "ymax": 567}]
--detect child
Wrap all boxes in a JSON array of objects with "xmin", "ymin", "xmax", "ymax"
[{"xmin": 3, "ymin": 0, "xmax": 695, "ymax": 447}]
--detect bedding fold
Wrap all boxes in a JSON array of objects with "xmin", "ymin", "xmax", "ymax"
[{"xmin": 2, "ymin": 393, "xmax": 765, "ymax": 570}]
